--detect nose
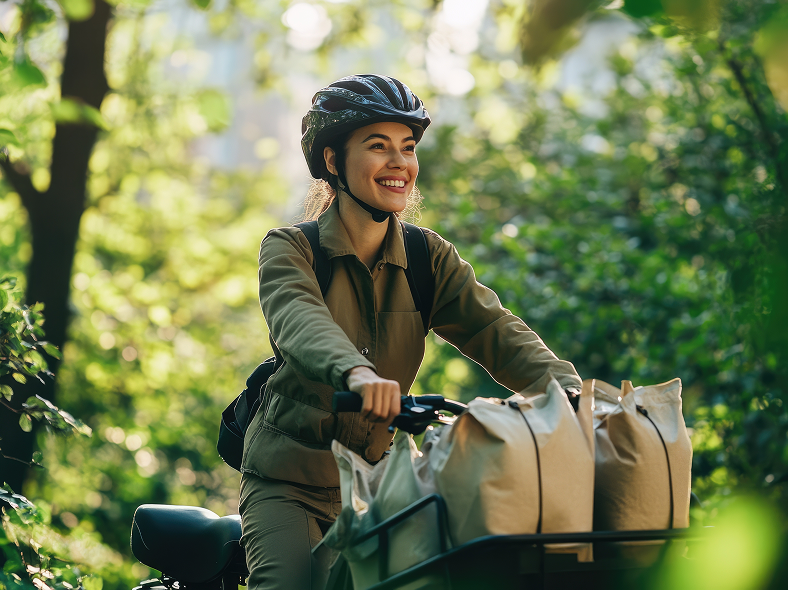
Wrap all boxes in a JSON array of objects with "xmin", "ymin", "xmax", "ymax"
[{"xmin": 387, "ymin": 149, "xmax": 407, "ymax": 169}]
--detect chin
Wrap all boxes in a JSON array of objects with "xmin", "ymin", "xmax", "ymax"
[{"xmin": 386, "ymin": 199, "xmax": 408, "ymax": 214}]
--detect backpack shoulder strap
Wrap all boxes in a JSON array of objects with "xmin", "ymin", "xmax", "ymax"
[
  {"xmin": 294, "ymin": 220, "xmax": 332, "ymax": 297},
  {"xmin": 401, "ymin": 221, "xmax": 434, "ymax": 336}
]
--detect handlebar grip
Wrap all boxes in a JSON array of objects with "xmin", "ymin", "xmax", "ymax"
[{"xmin": 332, "ymin": 391, "xmax": 363, "ymax": 412}]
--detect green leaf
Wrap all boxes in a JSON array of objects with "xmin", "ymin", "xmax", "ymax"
[
  {"xmin": 51, "ymin": 98, "xmax": 109, "ymax": 129},
  {"xmin": 60, "ymin": 0, "xmax": 95, "ymax": 21},
  {"xmin": 197, "ymin": 89, "xmax": 232, "ymax": 132},
  {"xmin": 19, "ymin": 414, "xmax": 32, "ymax": 432},
  {"xmin": 0, "ymin": 486, "xmax": 35, "ymax": 511},
  {"xmin": 31, "ymin": 451, "xmax": 43, "ymax": 465},
  {"xmin": 0, "ymin": 286, "xmax": 8, "ymax": 309},
  {"xmin": 57, "ymin": 407, "xmax": 92, "ymax": 437},
  {"xmin": 0, "ymin": 384, "xmax": 12, "ymax": 401},
  {"xmin": 13, "ymin": 61, "xmax": 47, "ymax": 88},
  {"xmin": 81, "ymin": 576, "xmax": 103, "ymax": 590},
  {"xmin": 622, "ymin": 0, "xmax": 664, "ymax": 19},
  {"xmin": 41, "ymin": 342, "xmax": 62, "ymax": 360},
  {"xmin": 0, "ymin": 128, "xmax": 17, "ymax": 147},
  {"xmin": 192, "ymin": 0, "xmax": 212, "ymax": 9},
  {"xmin": 0, "ymin": 32, "xmax": 6, "ymax": 43},
  {"xmin": 12, "ymin": 372, "xmax": 27, "ymax": 384}
]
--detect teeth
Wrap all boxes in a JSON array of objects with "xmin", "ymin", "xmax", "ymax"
[{"xmin": 378, "ymin": 180, "xmax": 406, "ymax": 187}]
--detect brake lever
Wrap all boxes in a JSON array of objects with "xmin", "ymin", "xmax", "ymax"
[{"xmin": 387, "ymin": 395, "xmax": 448, "ymax": 435}]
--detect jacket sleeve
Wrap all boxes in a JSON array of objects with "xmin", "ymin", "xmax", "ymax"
[
  {"xmin": 258, "ymin": 227, "xmax": 376, "ymax": 390},
  {"xmin": 426, "ymin": 230, "xmax": 581, "ymax": 393}
]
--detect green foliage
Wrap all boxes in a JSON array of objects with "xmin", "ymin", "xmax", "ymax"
[
  {"xmin": 654, "ymin": 496, "xmax": 785, "ymax": 590},
  {"xmin": 0, "ymin": 277, "xmax": 92, "ymax": 458},
  {"xmin": 58, "ymin": 0, "xmax": 96, "ymax": 23},
  {"xmin": 11, "ymin": 62, "xmax": 47, "ymax": 89},
  {"xmin": 1, "ymin": 485, "xmax": 110, "ymax": 590},
  {"xmin": 1, "ymin": 278, "xmax": 57, "ymax": 396},
  {"xmin": 195, "ymin": 89, "xmax": 231, "ymax": 132},
  {"xmin": 0, "ymin": 130, "xmax": 19, "ymax": 146},
  {"xmin": 3, "ymin": 2, "xmax": 285, "ymax": 585},
  {"xmin": 1, "ymin": 0, "xmax": 787, "ymax": 587},
  {"xmin": 1, "ymin": 288, "xmax": 109, "ymax": 590},
  {"xmin": 51, "ymin": 99, "xmax": 108, "ymax": 130},
  {"xmin": 415, "ymin": 0, "xmax": 788, "ymax": 511}
]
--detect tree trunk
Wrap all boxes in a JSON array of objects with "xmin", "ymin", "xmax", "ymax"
[{"xmin": 0, "ymin": 0, "xmax": 112, "ymax": 493}]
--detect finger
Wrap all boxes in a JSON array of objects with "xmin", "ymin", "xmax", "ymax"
[
  {"xmin": 369, "ymin": 383, "xmax": 383, "ymax": 422},
  {"xmin": 377, "ymin": 389, "xmax": 391, "ymax": 423},
  {"xmin": 390, "ymin": 388, "xmax": 401, "ymax": 418},
  {"xmin": 361, "ymin": 386, "xmax": 374, "ymax": 419}
]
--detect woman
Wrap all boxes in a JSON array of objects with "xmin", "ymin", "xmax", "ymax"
[{"xmin": 240, "ymin": 74, "xmax": 582, "ymax": 590}]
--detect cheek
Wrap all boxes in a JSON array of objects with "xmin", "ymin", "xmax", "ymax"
[{"xmin": 350, "ymin": 155, "xmax": 378, "ymax": 183}]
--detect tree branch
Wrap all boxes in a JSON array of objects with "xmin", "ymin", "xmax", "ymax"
[
  {"xmin": 720, "ymin": 40, "xmax": 788, "ymax": 193},
  {"xmin": 0, "ymin": 150, "xmax": 41, "ymax": 208},
  {"xmin": 1, "ymin": 452, "xmax": 36, "ymax": 466}
]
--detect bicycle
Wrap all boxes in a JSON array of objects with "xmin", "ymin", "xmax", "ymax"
[{"xmin": 130, "ymin": 391, "xmax": 705, "ymax": 590}]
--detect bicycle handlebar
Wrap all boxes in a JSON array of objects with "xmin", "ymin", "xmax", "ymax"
[
  {"xmin": 332, "ymin": 391, "xmax": 364, "ymax": 413},
  {"xmin": 332, "ymin": 391, "xmax": 468, "ymax": 435}
]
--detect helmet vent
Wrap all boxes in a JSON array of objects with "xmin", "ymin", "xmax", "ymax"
[
  {"xmin": 369, "ymin": 77, "xmax": 404, "ymax": 110},
  {"xmin": 330, "ymin": 81, "xmax": 375, "ymax": 95},
  {"xmin": 321, "ymin": 97, "xmax": 348, "ymax": 113},
  {"xmin": 391, "ymin": 78, "xmax": 412, "ymax": 110}
]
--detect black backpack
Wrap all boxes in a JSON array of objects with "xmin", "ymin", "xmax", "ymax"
[{"xmin": 217, "ymin": 220, "xmax": 435, "ymax": 471}]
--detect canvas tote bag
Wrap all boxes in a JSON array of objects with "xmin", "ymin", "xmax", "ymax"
[
  {"xmin": 425, "ymin": 375, "xmax": 595, "ymax": 558},
  {"xmin": 592, "ymin": 377, "xmax": 692, "ymax": 532}
]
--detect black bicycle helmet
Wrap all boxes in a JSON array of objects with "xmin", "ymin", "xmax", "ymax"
[{"xmin": 301, "ymin": 74, "xmax": 431, "ymax": 181}]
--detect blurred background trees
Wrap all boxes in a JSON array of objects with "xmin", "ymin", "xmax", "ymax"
[{"xmin": 0, "ymin": 0, "xmax": 786, "ymax": 587}]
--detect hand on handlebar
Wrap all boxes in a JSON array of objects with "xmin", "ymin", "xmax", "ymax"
[{"xmin": 345, "ymin": 366, "xmax": 401, "ymax": 423}]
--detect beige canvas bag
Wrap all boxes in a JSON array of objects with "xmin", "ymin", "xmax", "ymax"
[
  {"xmin": 425, "ymin": 376, "xmax": 595, "ymax": 552},
  {"xmin": 592, "ymin": 378, "xmax": 692, "ymax": 532}
]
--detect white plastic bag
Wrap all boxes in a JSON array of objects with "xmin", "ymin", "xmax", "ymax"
[{"xmin": 321, "ymin": 431, "xmax": 442, "ymax": 589}]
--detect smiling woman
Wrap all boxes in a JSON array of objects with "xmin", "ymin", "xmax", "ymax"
[
  {"xmin": 240, "ymin": 74, "xmax": 583, "ymax": 590},
  {"xmin": 301, "ymin": 77, "xmax": 428, "ymax": 223}
]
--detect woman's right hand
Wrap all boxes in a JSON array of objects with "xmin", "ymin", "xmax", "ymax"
[{"xmin": 344, "ymin": 366, "xmax": 401, "ymax": 423}]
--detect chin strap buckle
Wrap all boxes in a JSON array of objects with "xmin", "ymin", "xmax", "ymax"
[{"xmin": 337, "ymin": 177, "xmax": 390, "ymax": 223}]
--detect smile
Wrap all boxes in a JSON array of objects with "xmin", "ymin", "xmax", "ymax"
[{"xmin": 376, "ymin": 179, "xmax": 406, "ymax": 187}]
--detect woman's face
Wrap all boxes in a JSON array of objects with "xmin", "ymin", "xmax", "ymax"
[{"xmin": 325, "ymin": 121, "xmax": 419, "ymax": 214}]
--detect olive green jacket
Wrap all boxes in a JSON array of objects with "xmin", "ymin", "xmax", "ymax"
[{"xmin": 241, "ymin": 200, "xmax": 581, "ymax": 487}]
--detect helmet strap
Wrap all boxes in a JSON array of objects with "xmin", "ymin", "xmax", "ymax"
[{"xmin": 333, "ymin": 173, "xmax": 390, "ymax": 224}]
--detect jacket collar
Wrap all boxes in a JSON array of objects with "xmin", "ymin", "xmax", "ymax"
[{"xmin": 317, "ymin": 198, "xmax": 408, "ymax": 269}]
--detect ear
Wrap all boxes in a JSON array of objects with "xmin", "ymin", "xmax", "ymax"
[{"xmin": 323, "ymin": 146, "xmax": 338, "ymax": 176}]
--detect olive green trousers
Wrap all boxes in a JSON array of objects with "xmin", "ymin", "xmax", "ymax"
[{"xmin": 240, "ymin": 472, "xmax": 342, "ymax": 590}]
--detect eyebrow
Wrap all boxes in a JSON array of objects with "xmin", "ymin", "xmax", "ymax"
[{"xmin": 360, "ymin": 133, "xmax": 416, "ymax": 144}]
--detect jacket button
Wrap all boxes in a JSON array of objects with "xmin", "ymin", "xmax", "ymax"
[
  {"xmin": 361, "ymin": 347, "xmax": 369, "ymax": 356},
  {"xmin": 378, "ymin": 262, "xmax": 384, "ymax": 270}
]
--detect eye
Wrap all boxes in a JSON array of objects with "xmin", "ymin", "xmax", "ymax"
[
  {"xmin": 404, "ymin": 144, "xmax": 416, "ymax": 152},
  {"xmin": 369, "ymin": 142, "xmax": 385, "ymax": 149}
]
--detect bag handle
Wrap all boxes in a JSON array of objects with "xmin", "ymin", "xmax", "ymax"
[
  {"xmin": 510, "ymin": 400, "xmax": 543, "ymax": 534},
  {"xmin": 636, "ymin": 405, "xmax": 675, "ymax": 529}
]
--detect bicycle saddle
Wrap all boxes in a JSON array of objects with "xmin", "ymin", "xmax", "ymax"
[{"xmin": 131, "ymin": 504, "xmax": 242, "ymax": 583}]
